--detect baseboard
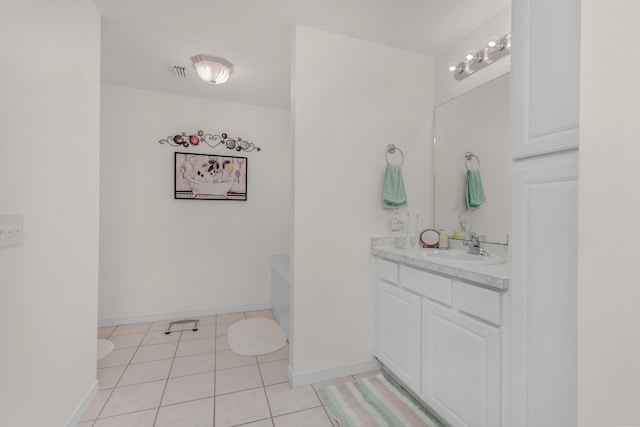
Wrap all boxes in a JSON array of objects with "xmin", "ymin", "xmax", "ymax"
[
  {"xmin": 288, "ymin": 358, "xmax": 382, "ymax": 388},
  {"xmin": 65, "ymin": 380, "xmax": 98, "ymax": 427},
  {"xmin": 98, "ymin": 303, "xmax": 272, "ymax": 327}
]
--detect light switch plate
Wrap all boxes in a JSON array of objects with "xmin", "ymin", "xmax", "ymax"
[{"xmin": 0, "ymin": 214, "xmax": 24, "ymax": 247}]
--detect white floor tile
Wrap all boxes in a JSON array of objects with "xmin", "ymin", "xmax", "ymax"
[
  {"xmin": 216, "ymin": 321, "xmax": 236, "ymax": 336},
  {"xmin": 217, "ymin": 312, "xmax": 246, "ymax": 323},
  {"xmin": 176, "ymin": 337, "xmax": 215, "ymax": 357},
  {"xmin": 100, "ymin": 380, "xmax": 165, "ymax": 418},
  {"xmin": 245, "ymin": 309, "xmax": 275, "ymax": 319},
  {"xmin": 215, "ymin": 387, "xmax": 271, "ymax": 427},
  {"xmin": 196, "ymin": 314, "xmax": 217, "ymax": 326},
  {"xmin": 273, "ymin": 407, "xmax": 333, "ymax": 427},
  {"xmin": 265, "ymin": 383, "xmax": 321, "ymax": 417},
  {"xmin": 108, "ymin": 333, "xmax": 144, "ymax": 350},
  {"xmin": 148, "ymin": 320, "xmax": 172, "ymax": 332},
  {"xmin": 216, "ymin": 349, "xmax": 257, "ymax": 370},
  {"xmin": 111, "ymin": 322, "xmax": 151, "ymax": 336},
  {"xmin": 118, "ymin": 359, "xmax": 172, "ymax": 386},
  {"xmin": 98, "ymin": 326, "xmax": 116, "ymax": 338},
  {"xmin": 181, "ymin": 324, "xmax": 216, "ymax": 340},
  {"xmin": 80, "ymin": 389, "xmax": 112, "ymax": 421},
  {"xmin": 93, "ymin": 409, "xmax": 157, "ymax": 427},
  {"xmin": 130, "ymin": 342, "xmax": 177, "ymax": 364},
  {"xmin": 170, "ymin": 352, "xmax": 214, "ymax": 378},
  {"xmin": 97, "ymin": 348, "xmax": 136, "ymax": 369},
  {"xmin": 141, "ymin": 330, "xmax": 180, "ymax": 346},
  {"xmin": 216, "ymin": 335, "xmax": 230, "ymax": 352},
  {"xmin": 97, "ymin": 365, "xmax": 126, "ymax": 390},
  {"xmin": 240, "ymin": 419, "xmax": 276, "ymax": 427},
  {"xmin": 216, "ymin": 364, "xmax": 263, "ymax": 395},
  {"xmin": 95, "ymin": 313, "xmax": 310, "ymax": 427},
  {"xmin": 257, "ymin": 343, "xmax": 289, "ymax": 363},
  {"xmin": 161, "ymin": 372, "xmax": 215, "ymax": 406},
  {"xmin": 259, "ymin": 359, "xmax": 289, "ymax": 386},
  {"xmin": 155, "ymin": 397, "xmax": 214, "ymax": 427}
]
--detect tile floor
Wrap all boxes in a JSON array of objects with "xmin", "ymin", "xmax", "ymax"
[{"xmin": 83, "ymin": 309, "xmax": 381, "ymax": 427}]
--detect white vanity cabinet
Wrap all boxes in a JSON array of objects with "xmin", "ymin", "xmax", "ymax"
[
  {"xmin": 373, "ymin": 256, "xmax": 507, "ymax": 427},
  {"xmin": 374, "ymin": 259, "xmax": 422, "ymax": 392},
  {"xmin": 421, "ymin": 296, "xmax": 501, "ymax": 427}
]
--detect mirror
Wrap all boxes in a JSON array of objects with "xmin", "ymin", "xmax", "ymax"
[{"xmin": 433, "ymin": 73, "xmax": 510, "ymax": 244}]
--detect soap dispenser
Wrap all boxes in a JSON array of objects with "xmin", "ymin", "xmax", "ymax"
[{"xmin": 438, "ymin": 229, "xmax": 449, "ymax": 249}]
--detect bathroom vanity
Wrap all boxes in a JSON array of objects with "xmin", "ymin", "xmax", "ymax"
[{"xmin": 372, "ymin": 239, "xmax": 509, "ymax": 427}]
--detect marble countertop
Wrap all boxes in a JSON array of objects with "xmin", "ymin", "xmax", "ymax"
[{"xmin": 371, "ymin": 238, "xmax": 509, "ymax": 291}]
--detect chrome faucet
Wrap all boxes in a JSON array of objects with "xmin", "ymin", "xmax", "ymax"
[{"xmin": 463, "ymin": 232, "xmax": 487, "ymax": 256}]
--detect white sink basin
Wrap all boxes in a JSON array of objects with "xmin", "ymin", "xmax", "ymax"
[{"xmin": 418, "ymin": 249, "xmax": 506, "ymax": 265}]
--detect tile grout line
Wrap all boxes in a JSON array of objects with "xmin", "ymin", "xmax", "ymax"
[
  {"xmin": 212, "ymin": 317, "xmax": 217, "ymax": 427},
  {"xmin": 257, "ymin": 360, "xmax": 274, "ymax": 423},
  {"xmin": 96, "ymin": 311, "xmax": 315, "ymax": 426},
  {"xmin": 151, "ymin": 326, "xmax": 181, "ymax": 426},
  {"xmin": 93, "ymin": 323, "xmax": 147, "ymax": 421},
  {"xmin": 96, "ymin": 320, "xmax": 185, "ymax": 424}
]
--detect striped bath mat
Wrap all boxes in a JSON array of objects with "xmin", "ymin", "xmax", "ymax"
[{"xmin": 317, "ymin": 373, "xmax": 443, "ymax": 427}]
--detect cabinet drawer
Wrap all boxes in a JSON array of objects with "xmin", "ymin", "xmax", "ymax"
[
  {"xmin": 456, "ymin": 281, "xmax": 502, "ymax": 326},
  {"xmin": 400, "ymin": 265, "xmax": 452, "ymax": 306},
  {"xmin": 376, "ymin": 258, "xmax": 399, "ymax": 284}
]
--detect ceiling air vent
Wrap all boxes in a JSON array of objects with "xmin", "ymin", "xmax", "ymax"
[{"xmin": 173, "ymin": 65, "xmax": 189, "ymax": 79}]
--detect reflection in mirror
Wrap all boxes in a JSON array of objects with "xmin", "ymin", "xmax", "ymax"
[{"xmin": 433, "ymin": 73, "xmax": 510, "ymax": 244}]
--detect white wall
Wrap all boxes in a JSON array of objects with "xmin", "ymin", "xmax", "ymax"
[
  {"xmin": 578, "ymin": 1, "xmax": 640, "ymax": 425},
  {"xmin": 291, "ymin": 26, "xmax": 433, "ymax": 376},
  {"xmin": 99, "ymin": 86, "xmax": 291, "ymax": 321},
  {"xmin": 0, "ymin": 1, "xmax": 100, "ymax": 425},
  {"xmin": 433, "ymin": 6, "xmax": 511, "ymax": 106}
]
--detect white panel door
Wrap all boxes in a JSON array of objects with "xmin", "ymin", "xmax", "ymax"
[
  {"xmin": 374, "ymin": 279, "xmax": 422, "ymax": 392},
  {"xmin": 510, "ymin": 0, "xmax": 581, "ymax": 424},
  {"xmin": 509, "ymin": 154, "xmax": 578, "ymax": 427},
  {"xmin": 421, "ymin": 299, "xmax": 501, "ymax": 427},
  {"xmin": 511, "ymin": 0, "xmax": 581, "ymax": 158}
]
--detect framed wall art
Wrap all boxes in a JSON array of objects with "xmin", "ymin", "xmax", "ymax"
[{"xmin": 175, "ymin": 152, "xmax": 248, "ymax": 201}]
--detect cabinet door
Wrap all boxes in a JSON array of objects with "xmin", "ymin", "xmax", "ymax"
[
  {"xmin": 509, "ymin": 155, "xmax": 578, "ymax": 427},
  {"xmin": 421, "ymin": 299, "xmax": 500, "ymax": 427},
  {"xmin": 374, "ymin": 280, "xmax": 421, "ymax": 392},
  {"xmin": 511, "ymin": 0, "xmax": 580, "ymax": 159}
]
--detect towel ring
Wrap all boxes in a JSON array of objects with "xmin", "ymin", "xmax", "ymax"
[
  {"xmin": 386, "ymin": 144, "xmax": 404, "ymax": 166},
  {"xmin": 465, "ymin": 151, "xmax": 480, "ymax": 171}
]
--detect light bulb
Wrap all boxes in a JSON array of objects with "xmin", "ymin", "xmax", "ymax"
[
  {"xmin": 448, "ymin": 62, "xmax": 459, "ymax": 73},
  {"xmin": 487, "ymin": 37, "xmax": 499, "ymax": 51},
  {"xmin": 465, "ymin": 50, "xmax": 477, "ymax": 62}
]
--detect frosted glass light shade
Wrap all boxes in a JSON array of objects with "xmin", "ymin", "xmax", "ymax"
[{"xmin": 190, "ymin": 55, "xmax": 233, "ymax": 85}]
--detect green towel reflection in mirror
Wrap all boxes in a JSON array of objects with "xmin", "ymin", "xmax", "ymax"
[
  {"xmin": 465, "ymin": 170, "xmax": 486, "ymax": 210},
  {"xmin": 382, "ymin": 163, "xmax": 408, "ymax": 208}
]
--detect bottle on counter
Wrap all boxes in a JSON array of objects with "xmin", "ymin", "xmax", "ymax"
[{"xmin": 439, "ymin": 229, "xmax": 449, "ymax": 249}]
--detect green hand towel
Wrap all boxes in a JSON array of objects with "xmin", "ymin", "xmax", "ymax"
[
  {"xmin": 465, "ymin": 170, "xmax": 486, "ymax": 210},
  {"xmin": 382, "ymin": 163, "xmax": 408, "ymax": 208}
]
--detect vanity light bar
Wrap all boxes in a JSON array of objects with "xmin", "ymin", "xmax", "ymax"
[{"xmin": 449, "ymin": 33, "xmax": 512, "ymax": 81}]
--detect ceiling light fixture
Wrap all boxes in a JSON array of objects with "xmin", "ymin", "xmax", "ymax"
[
  {"xmin": 448, "ymin": 33, "xmax": 511, "ymax": 81},
  {"xmin": 190, "ymin": 54, "xmax": 233, "ymax": 85}
]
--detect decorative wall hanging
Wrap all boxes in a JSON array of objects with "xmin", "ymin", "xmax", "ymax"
[
  {"xmin": 159, "ymin": 130, "xmax": 261, "ymax": 152},
  {"xmin": 175, "ymin": 152, "xmax": 247, "ymax": 201}
]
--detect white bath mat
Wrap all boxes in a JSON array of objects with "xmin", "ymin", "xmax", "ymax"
[
  {"xmin": 97, "ymin": 339, "xmax": 114, "ymax": 360},
  {"xmin": 227, "ymin": 317, "xmax": 286, "ymax": 356}
]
